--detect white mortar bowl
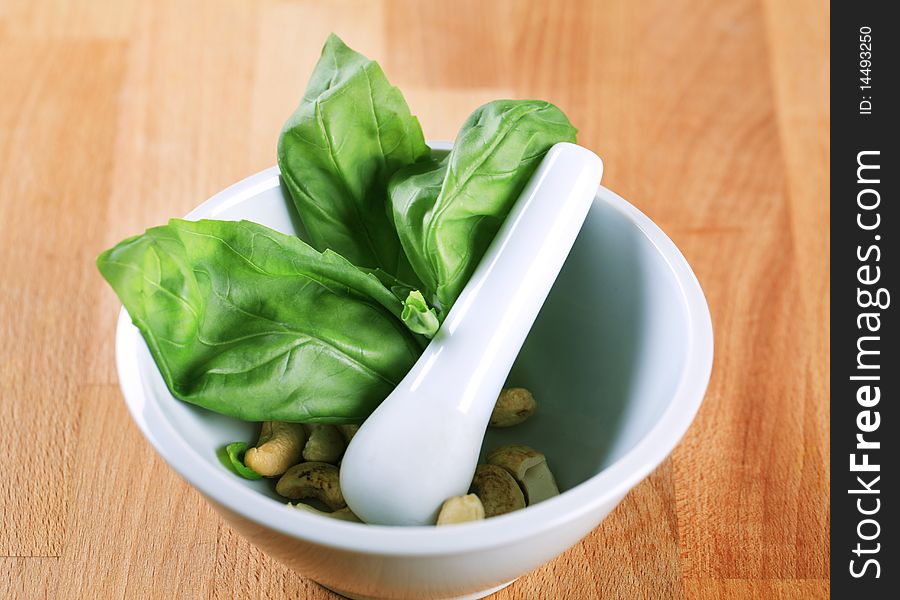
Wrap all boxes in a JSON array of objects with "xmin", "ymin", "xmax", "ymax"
[{"xmin": 115, "ymin": 143, "xmax": 713, "ymax": 600}]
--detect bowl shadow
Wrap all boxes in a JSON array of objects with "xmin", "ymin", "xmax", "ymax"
[{"xmin": 483, "ymin": 199, "xmax": 647, "ymax": 489}]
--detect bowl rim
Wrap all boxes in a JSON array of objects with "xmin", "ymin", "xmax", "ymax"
[{"xmin": 115, "ymin": 147, "xmax": 714, "ymax": 556}]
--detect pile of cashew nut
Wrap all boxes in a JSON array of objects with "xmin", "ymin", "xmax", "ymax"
[{"xmin": 237, "ymin": 387, "xmax": 559, "ymax": 525}]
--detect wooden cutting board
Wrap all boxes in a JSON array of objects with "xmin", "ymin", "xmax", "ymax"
[{"xmin": 0, "ymin": 0, "xmax": 829, "ymax": 598}]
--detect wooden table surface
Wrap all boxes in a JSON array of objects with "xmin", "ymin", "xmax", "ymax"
[{"xmin": 0, "ymin": 1, "xmax": 829, "ymax": 598}]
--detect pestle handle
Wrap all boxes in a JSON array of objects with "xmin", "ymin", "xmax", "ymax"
[{"xmin": 340, "ymin": 143, "xmax": 603, "ymax": 526}]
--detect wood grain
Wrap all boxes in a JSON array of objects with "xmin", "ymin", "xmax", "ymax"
[{"xmin": 0, "ymin": 1, "xmax": 829, "ymax": 598}]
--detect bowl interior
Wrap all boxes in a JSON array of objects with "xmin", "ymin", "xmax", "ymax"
[{"xmin": 135, "ymin": 161, "xmax": 691, "ymax": 502}]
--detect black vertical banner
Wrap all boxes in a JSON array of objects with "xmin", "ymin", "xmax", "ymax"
[{"xmin": 832, "ymin": 2, "xmax": 897, "ymax": 597}]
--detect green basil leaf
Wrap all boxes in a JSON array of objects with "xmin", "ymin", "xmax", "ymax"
[
  {"xmin": 362, "ymin": 267, "xmax": 419, "ymax": 305},
  {"xmin": 220, "ymin": 442, "xmax": 262, "ymax": 480},
  {"xmin": 97, "ymin": 219, "xmax": 424, "ymax": 423},
  {"xmin": 401, "ymin": 290, "xmax": 440, "ymax": 338},
  {"xmin": 277, "ymin": 33, "xmax": 428, "ymax": 282},
  {"xmin": 389, "ymin": 100, "xmax": 577, "ymax": 312}
]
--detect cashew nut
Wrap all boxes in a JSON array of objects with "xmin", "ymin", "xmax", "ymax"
[
  {"xmin": 275, "ymin": 462, "xmax": 345, "ymax": 511},
  {"xmin": 469, "ymin": 464, "xmax": 525, "ymax": 517},
  {"xmin": 489, "ymin": 388, "xmax": 537, "ymax": 427},
  {"xmin": 291, "ymin": 502, "xmax": 361, "ymax": 523},
  {"xmin": 436, "ymin": 494, "xmax": 485, "ymax": 525},
  {"xmin": 337, "ymin": 424, "xmax": 359, "ymax": 443},
  {"xmin": 487, "ymin": 445, "xmax": 560, "ymax": 505},
  {"xmin": 302, "ymin": 425, "xmax": 346, "ymax": 463},
  {"xmin": 244, "ymin": 421, "xmax": 306, "ymax": 477}
]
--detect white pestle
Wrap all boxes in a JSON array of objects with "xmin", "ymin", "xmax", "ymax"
[{"xmin": 340, "ymin": 143, "xmax": 603, "ymax": 526}]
